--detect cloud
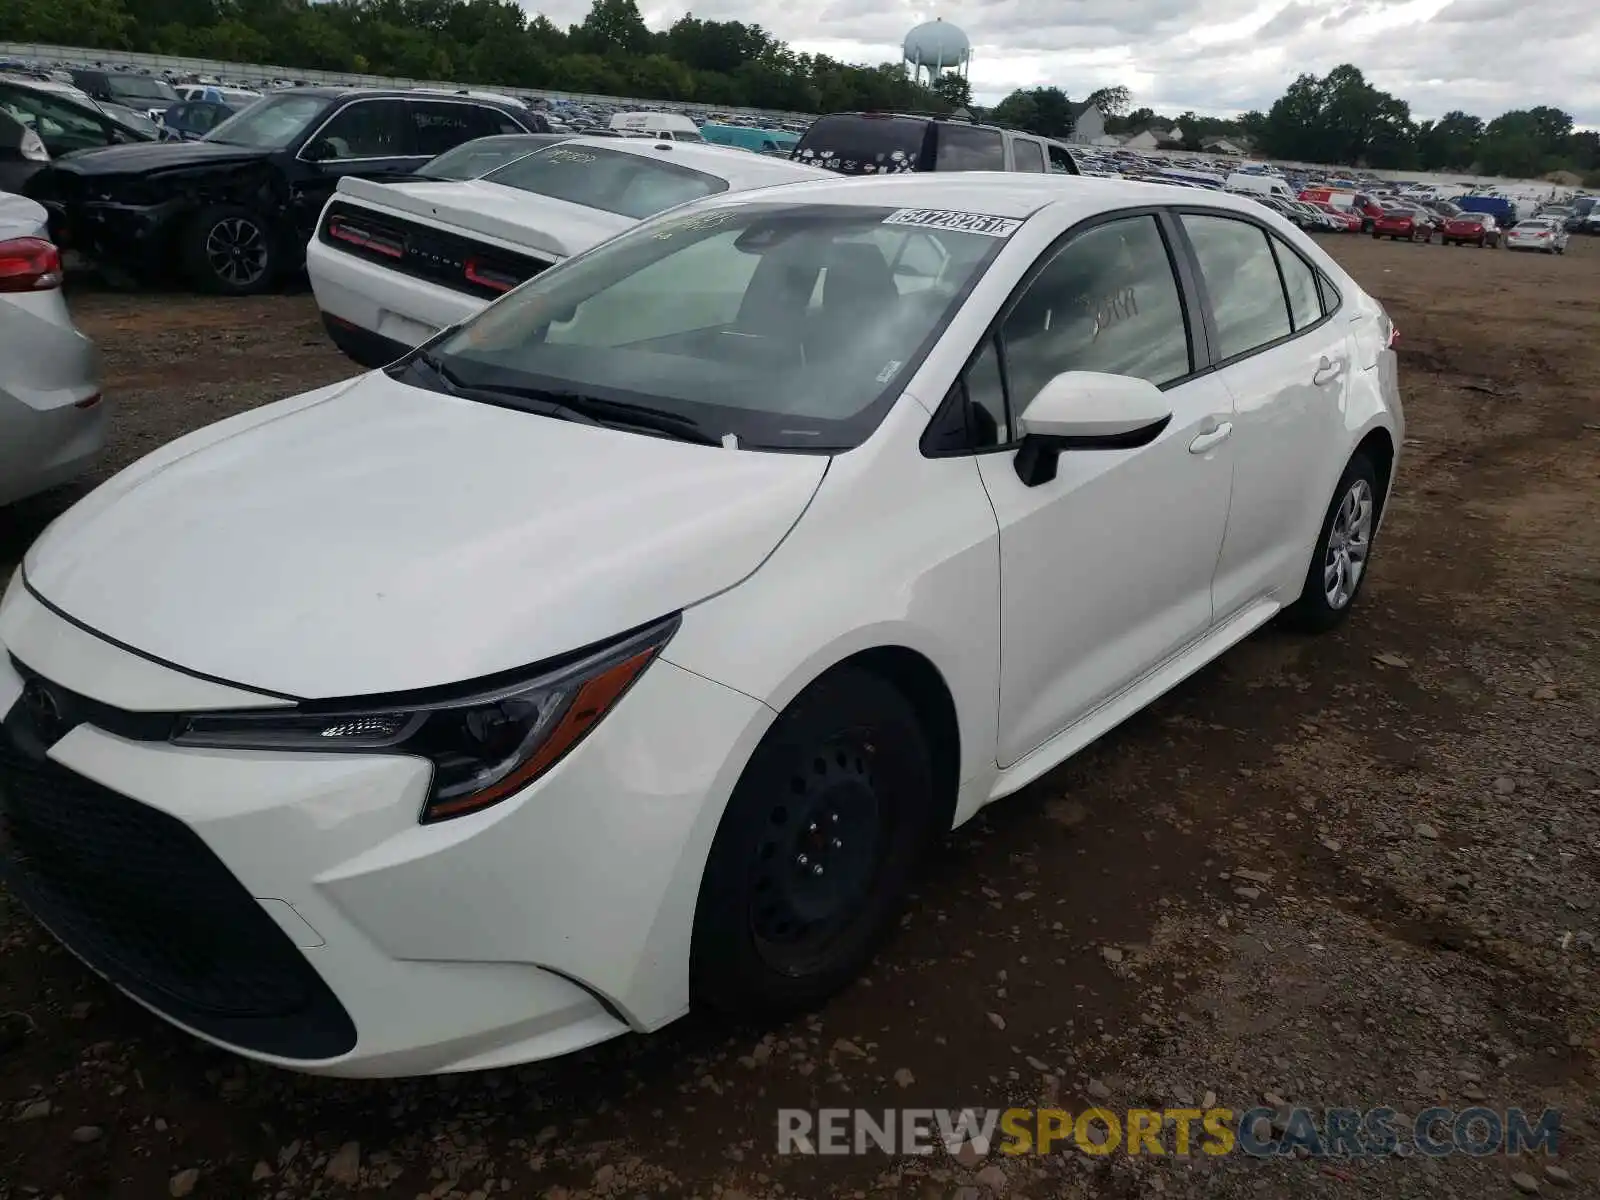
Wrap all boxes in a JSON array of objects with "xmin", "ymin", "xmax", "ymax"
[{"xmin": 559, "ymin": 0, "xmax": 1600, "ymax": 124}]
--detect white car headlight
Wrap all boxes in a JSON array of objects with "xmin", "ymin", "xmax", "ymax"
[{"xmin": 172, "ymin": 616, "xmax": 677, "ymax": 822}]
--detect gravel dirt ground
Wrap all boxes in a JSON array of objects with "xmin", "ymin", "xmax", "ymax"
[{"xmin": 1, "ymin": 235, "xmax": 1596, "ymax": 1200}]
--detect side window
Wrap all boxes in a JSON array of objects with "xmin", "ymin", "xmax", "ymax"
[
  {"xmin": 163, "ymin": 102, "xmax": 194, "ymax": 132},
  {"xmin": 312, "ymin": 100, "xmax": 412, "ymax": 160},
  {"xmin": 999, "ymin": 215, "xmax": 1193, "ymax": 415},
  {"xmin": 1271, "ymin": 237, "xmax": 1321, "ymax": 331},
  {"xmin": 934, "ymin": 123, "xmax": 1006, "ymax": 171},
  {"xmin": 1011, "ymin": 138, "xmax": 1046, "ymax": 173},
  {"xmin": 1180, "ymin": 214, "xmax": 1292, "ymax": 360},
  {"xmin": 963, "ymin": 337, "xmax": 1009, "ymax": 446},
  {"xmin": 0, "ymin": 88, "xmax": 110, "ymax": 155},
  {"xmin": 1047, "ymin": 144, "xmax": 1075, "ymax": 174},
  {"xmin": 408, "ymin": 101, "xmax": 508, "ymax": 157}
]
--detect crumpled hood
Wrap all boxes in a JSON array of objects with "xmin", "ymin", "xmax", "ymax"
[
  {"xmin": 48, "ymin": 139, "xmax": 272, "ymax": 176},
  {"xmin": 23, "ymin": 373, "xmax": 827, "ymax": 699}
]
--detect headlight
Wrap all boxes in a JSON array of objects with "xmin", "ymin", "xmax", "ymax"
[{"xmin": 172, "ymin": 615, "xmax": 678, "ymax": 822}]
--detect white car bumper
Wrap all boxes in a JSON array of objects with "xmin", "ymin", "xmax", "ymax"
[
  {"xmin": 0, "ymin": 581, "xmax": 774, "ymax": 1077},
  {"xmin": 307, "ymin": 236, "xmax": 489, "ymax": 360}
]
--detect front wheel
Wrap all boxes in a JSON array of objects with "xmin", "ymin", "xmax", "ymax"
[
  {"xmin": 1282, "ymin": 453, "xmax": 1380, "ymax": 633},
  {"xmin": 182, "ymin": 204, "xmax": 276, "ymax": 295},
  {"xmin": 691, "ymin": 668, "xmax": 941, "ymax": 1017}
]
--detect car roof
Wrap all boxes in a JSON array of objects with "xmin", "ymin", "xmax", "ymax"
[
  {"xmin": 670, "ymin": 171, "xmax": 1333, "ymax": 225},
  {"xmin": 555, "ymin": 135, "xmax": 831, "ymax": 186}
]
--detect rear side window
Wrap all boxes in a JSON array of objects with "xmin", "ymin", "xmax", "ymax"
[
  {"xmin": 1180, "ymin": 214, "xmax": 1292, "ymax": 360},
  {"xmin": 933, "ymin": 123, "xmax": 1005, "ymax": 172},
  {"xmin": 1270, "ymin": 237, "xmax": 1321, "ymax": 331},
  {"xmin": 408, "ymin": 101, "xmax": 521, "ymax": 157},
  {"xmin": 1047, "ymin": 144, "xmax": 1077, "ymax": 174},
  {"xmin": 1012, "ymin": 139, "xmax": 1046, "ymax": 173},
  {"xmin": 482, "ymin": 143, "xmax": 727, "ymax": 220},
  {"xmin": 792, "ymin": 114, "xmax": 924, "ymax": 175}
]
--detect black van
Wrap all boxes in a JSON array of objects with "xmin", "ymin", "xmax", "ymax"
[{"xmin": 792, "ymin": 112, "xmax": 1079, "ymax": 177}]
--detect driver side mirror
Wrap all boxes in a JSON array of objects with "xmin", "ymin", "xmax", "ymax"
[
  {"xmin": 303, "ymin": 138, "xmax": 335, "ymax": 162},
  {"xmin": 1013, "ymin": 371, "xmax": 1174, "ymax": 487}
]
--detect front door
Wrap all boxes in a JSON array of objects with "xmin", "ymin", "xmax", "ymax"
[
  {"xmin": 968, "ymin": 212, "xmax": 1236, "ymax": 766},
  {"xmin": 289, "ymin": 98, "xmax": 420, "ymax": 242}
]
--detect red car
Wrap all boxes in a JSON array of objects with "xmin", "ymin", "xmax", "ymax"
[
  {"xmin": 1439, "ymin": 213, "xmax": 1500, "ymax": 247},
  {"xmin": 1312, "ymin": 202, "xmax": 1362, "ymax": 232},
  {"xmin": 1372, "ymin": 207, "xmax": 1437, "ymax": 242}
]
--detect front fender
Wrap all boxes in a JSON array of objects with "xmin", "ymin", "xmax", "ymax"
[{"xmin": 661, "ymin": 396, "xmax": 1003, "ymax": 821}]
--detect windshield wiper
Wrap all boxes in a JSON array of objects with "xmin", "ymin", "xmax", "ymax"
[
  {"xmin": 396, "ymin": 351, "xmax": 608, "ymax": 427},
  {"xmin": 402, "ymin": 358, "xmax": 721, "ymax": 445}
]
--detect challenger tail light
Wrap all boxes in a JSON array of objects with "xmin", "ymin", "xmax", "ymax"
[
  {"xmin": 0, "ymin": 237, "xmax": 63, "ymax": 292},
  {"xmin": 327, "ymin": 215, "xmax": 403, "ymax": 259}
]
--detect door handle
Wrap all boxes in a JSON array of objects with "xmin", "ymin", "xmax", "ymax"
[
  {"xmin": 1313, "ymin": 356, "xmax": 1344, "ymax": 386},
  {"xmin": 1188, "ymin": 421, "xmax": 1233, "ymax": 454}
]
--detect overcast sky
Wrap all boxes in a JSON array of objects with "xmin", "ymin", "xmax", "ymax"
[{"xmin": 544, "ymin": 0, "xmax": 1600, "ymax": 125}]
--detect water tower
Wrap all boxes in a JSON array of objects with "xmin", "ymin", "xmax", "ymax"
[{"xmin": 902, "ymin": 18, "xmax": 971, "ymax": 86}]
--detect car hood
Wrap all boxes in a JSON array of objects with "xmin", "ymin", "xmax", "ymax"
[
  {"xmin": 337, "ymin": 175, "xmax": 634, "ymax": 260},
  {"xmin": 51, "ymin": 138, "xmax": 271, "ymax": 175},
  {"xmin": 23, "ymin": 372, "xmax": 828, "ymax": 699}
]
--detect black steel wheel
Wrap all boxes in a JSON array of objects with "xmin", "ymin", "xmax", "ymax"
[{"xmin": 692, "ymin": 667, "xmax": 939, "ymax": 1017}]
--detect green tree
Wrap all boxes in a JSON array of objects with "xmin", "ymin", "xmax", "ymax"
[
  {"xmin": 930, "ymin": 71, "xmax": 970, "ymax": 111},
  {"xmin": 1084, "ymin": 85, "xmax": 1131, "ymax": 118}
]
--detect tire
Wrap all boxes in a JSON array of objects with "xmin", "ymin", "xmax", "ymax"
[
  {"xmin": 691, "ymin": 667, "xmax": 941, "ymax": 1017},
  {"xmin": 1282, "ymin": 452, "xmax": 1381, "ymax": 634},
  {"xmin": 182, "ymin": 204, "xmax": 276, "ymax": 295}
]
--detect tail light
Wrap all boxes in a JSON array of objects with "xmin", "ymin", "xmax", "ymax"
[
  {"xmin": 464, "ymin": 258, "xmax": 518, "ymax": 294},
  {"xmin": 0, "ymin": 237, "xmax": 64, "ymax": 292},
  {"xmin": 1380, "ymin": 311, "xmax": 1399, "ymax": 349},
  {"xmin": 327, "ymin": 214, "xmax": 402, "ymax": 259}
]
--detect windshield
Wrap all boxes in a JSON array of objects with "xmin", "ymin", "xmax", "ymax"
[
  {"xmin": 106, "ymin": 75, "xmax": 178, "ymax": 102},
  {"xmin": 419, "ymin": 134, "xmax": 564, "ymax": 179},
  {"xmin": 204, "ymin": 92, "xmax": 326, "ymax": 148},
  {"xmin": 481, "ymin": 143, "xmax": 727, "ymax": 219},
  {"xmin": 420, "ymin": 202, "xmax": 1008, "ymax": 450}
]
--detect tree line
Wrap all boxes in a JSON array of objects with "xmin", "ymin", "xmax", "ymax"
[
  {"xmin": 9, "ymin": 1, "xmax": 1594, "ymax": 182},
  {"xmin": 4, "ymin": 0, "xmax": 970, "ymax": 114},
  {"xmin": 988, "ymin": 67, "xmax": 1598, "ymax": 184}
]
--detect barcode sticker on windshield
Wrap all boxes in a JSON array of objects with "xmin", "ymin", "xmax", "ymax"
[{"xmin": 883, "ymin": 209, "xmax": 1023, "ymax": 237}]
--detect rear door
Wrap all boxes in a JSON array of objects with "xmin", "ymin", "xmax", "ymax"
[
  {"xmin": 931, "ymin": 123, "xmax": 1006, "ymax": 172},
  {"xmin": 1175, "ymin": 211, "xmax": 1351, "ymax": 615}
]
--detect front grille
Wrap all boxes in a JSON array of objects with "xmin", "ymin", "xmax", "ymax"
[
  {"xmin": 319, "ymin": 199, "xmax": 552, "ymax": 301},
  {"xmin": 0, "ymin": 701, "xmax": 356, "ymax": 1060}
]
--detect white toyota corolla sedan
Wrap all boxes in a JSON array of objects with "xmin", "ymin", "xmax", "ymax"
[{"xmin": 0, "ymin": 173, "xmax": 1403, "ymax": 1078}]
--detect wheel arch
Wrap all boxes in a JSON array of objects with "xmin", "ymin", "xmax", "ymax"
[
  {"xmin": 1353, "ymin": 425, "xmax": 1397, "ymax": 519},
  {"xmin": 816, "ymin": 645, "xmax": 962, "ymax": 832}
]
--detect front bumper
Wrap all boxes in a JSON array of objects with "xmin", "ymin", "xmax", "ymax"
[
  {"xmin": 0, "ymin": 583, "xmax": 774, "ymax": 1076},
  {"xmin": 306, "ymin": 237, "xmax": 486, "ymax": 364}
]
